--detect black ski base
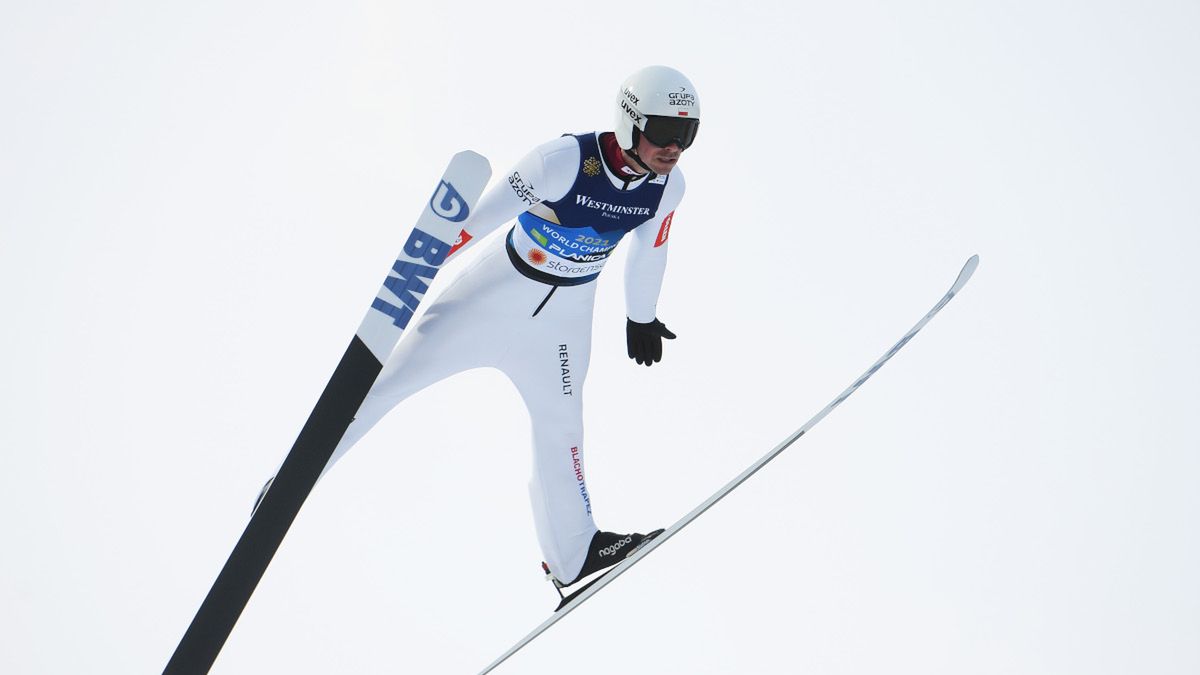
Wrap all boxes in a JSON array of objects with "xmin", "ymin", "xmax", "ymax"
[
  {"xmin": 164, "ymin": 336, "xmax": 383, "ymax": 674},
  {"xmin": 555, "ymin": 569, "xmax": 613, "ymax": 611}
]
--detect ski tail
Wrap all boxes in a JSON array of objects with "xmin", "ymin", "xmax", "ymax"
[{"xmin": 165, "ymin": 152, "xmax": 491, "ymax": 675}]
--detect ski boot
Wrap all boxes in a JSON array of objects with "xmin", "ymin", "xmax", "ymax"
[{"xmin": 541, "ymin": 529, "xmax": 665, "ymax": 608}]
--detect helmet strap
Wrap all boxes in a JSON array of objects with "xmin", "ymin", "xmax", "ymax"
[{"xmin": 624, "ymin": 129, "xmax": 658, "ymax": 176}]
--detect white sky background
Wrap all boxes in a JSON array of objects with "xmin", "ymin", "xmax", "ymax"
[{"xmin": 2, "ymin": 0, "xmax": 1197, "ymax": 673}]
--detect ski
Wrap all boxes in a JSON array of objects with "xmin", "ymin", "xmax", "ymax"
[
  {"xmin": 478, "ymin": 254, "xmax": 980, "ymax": 674},
  {"xmin": 165, "ymin": 151, "xmax": 491, "ymax": 674}
]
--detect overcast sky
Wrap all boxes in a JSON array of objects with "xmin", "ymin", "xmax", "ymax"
[{"xmin": 2, "ymin": 1, "xmax": 1198, "ymax": 673}]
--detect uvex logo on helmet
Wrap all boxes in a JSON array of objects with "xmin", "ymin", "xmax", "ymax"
[
  {"xmin": 599, "ymin": 535, "xmax": 634, "ymax": 557},
  {"xmin": 620, "ymin": 98, "xmax": 643, "ymax": 124}
]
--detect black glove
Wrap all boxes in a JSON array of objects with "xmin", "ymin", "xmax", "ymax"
[{"xmin": 626, "ymin": 318, "xmax": 677, "ymax": 366}]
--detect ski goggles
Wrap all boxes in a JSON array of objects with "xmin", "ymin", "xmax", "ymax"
[{"xmin": 640, "ymin": 115, "xmax": 700, "ymax": 150}]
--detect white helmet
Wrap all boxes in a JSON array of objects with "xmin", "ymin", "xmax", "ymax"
[{"xmin": 614, "ymin": 65, "xmax": 701, "ymax": 152}]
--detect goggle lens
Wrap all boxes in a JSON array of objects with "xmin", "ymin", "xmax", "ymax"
[{"xmin": 641, "ymin": 115, "xmax": 699, "ymax": 150}]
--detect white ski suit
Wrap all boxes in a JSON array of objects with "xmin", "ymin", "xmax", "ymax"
[{"xmin": 325, "ymin": 131, "xmax": 685, "ymax": 582}]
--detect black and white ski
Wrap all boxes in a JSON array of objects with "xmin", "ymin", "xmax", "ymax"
[
  {"xmin": 165, "ymin": 151, "xmax": 492, "ymax": 674},
  {"xmin": 478, "ymin": 254, "xmax": 980, "ymax": 675}
]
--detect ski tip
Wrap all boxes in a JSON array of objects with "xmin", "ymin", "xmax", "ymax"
[
  {"xmin": 963, "ymin": 254, "xmax": 979, "ymax": 278},
  {"xmin": 951, "ymin": 254, "xmax": 979, "ymax": 293},
  {"xmin": 450, "ymin": 149, "xmax": 492, "ymax": 175}
]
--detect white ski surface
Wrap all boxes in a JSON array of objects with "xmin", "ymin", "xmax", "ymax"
[
  {"xmin": 477, "ymin": 254, "xmax": 980, "ymax": 674},
  {"xmin": 358, "ymin": 150, "xmax": 491, "ymax": 361}
]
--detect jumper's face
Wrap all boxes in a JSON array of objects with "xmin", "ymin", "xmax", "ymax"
[{"xmin": 633, "ymin": 133, "xmax": 683, "ymax": 174}]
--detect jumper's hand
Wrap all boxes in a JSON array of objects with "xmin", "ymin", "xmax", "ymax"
[{"xmin": 626, "ymin": 318, "xmax": 677, "ymax": 367}]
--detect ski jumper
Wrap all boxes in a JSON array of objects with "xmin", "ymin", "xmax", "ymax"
[{"xmin": 323, "ymin": 132, "xmax": 685, "ymax": 582}]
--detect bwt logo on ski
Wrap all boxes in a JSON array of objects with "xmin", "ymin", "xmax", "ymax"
[
  {"xmin": 599, "ymin": 535, "xmax": 633, "ymax": 557},
  {"xmin": 430, "ymin": 180, "xmax": 470, "ymax": 222},
  {"xmin": 370, "ymin": 228, "xmax": 452, "ymax": 329}
]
